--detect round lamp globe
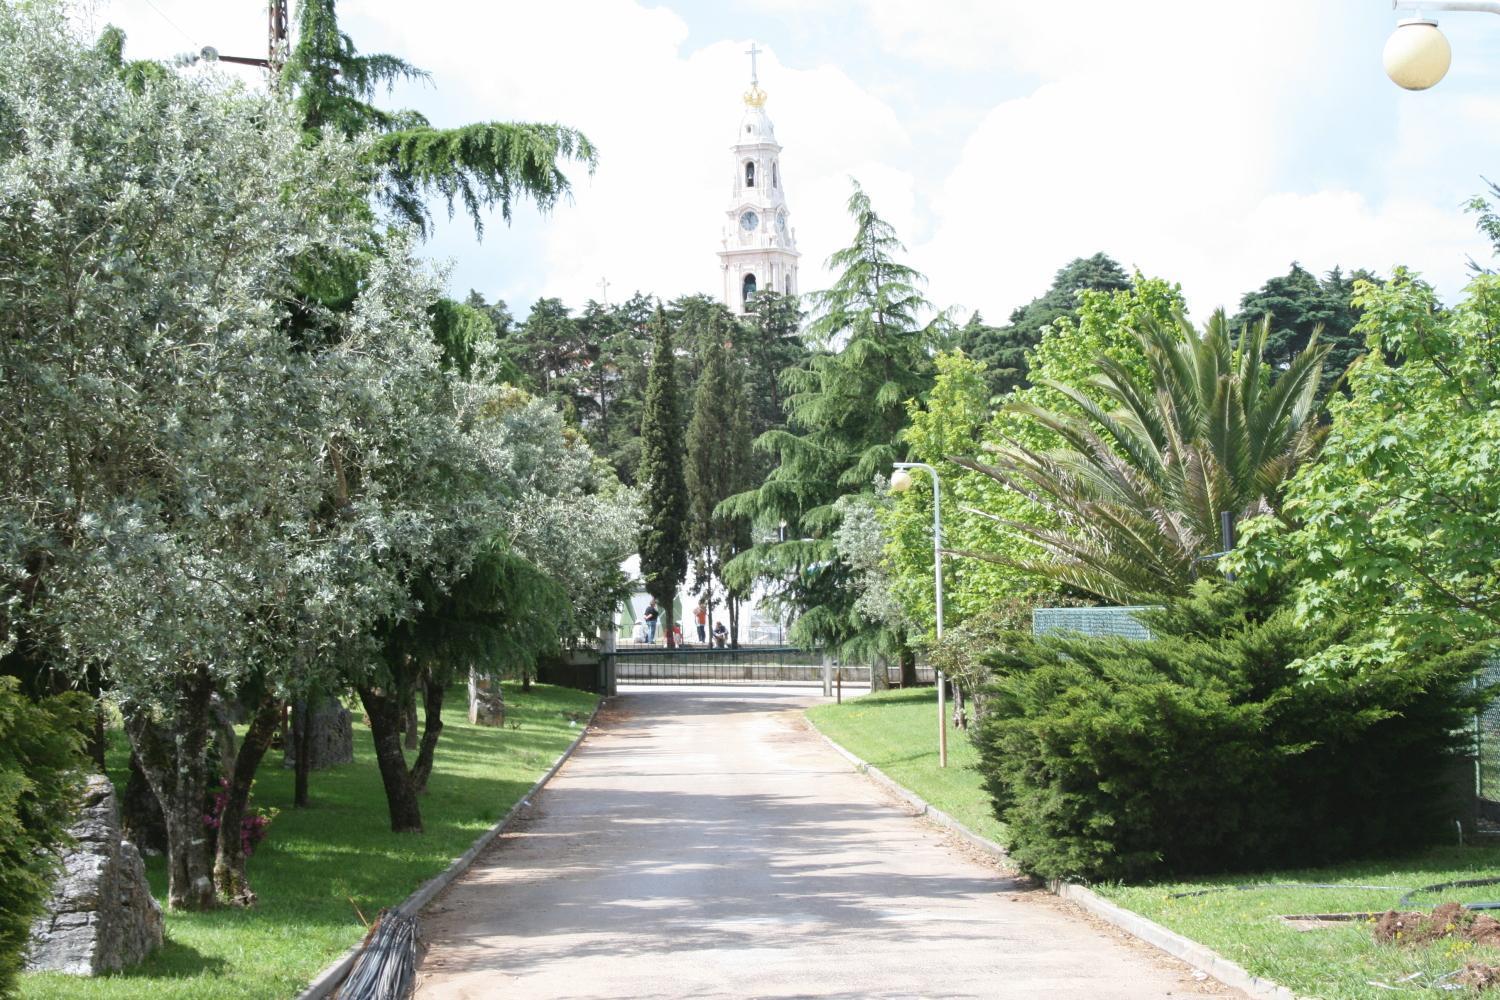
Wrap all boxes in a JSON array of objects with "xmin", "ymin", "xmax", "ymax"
[
  {"xmin": 890, "ymin": 469, "xmax": 914, "ymax": 493},
  {"xmin": 1384, "ymin": 19, "xmax": 1452, "ymax": 91}
]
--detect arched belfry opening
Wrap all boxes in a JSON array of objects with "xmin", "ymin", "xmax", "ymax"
[
  {"xmin": 772, "ymin": 162, "xmax": 779, "ymax": 189},
  {"xmin": 742, "ymin": 273, "xmax": 757, "ymax": 307},
  {"xmin": 745, "ymin": 161, "xmax": 755, "ymax": 187}
]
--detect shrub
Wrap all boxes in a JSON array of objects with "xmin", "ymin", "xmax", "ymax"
[
  {"xmin": 972, "ymin": 581, "xmax": 1489, "ymax": 883},
  {"xmin": 203, "ymin": 778, "xmax": 278, "ymax": 859},
  {"xmin": 0, "ymin": 677, "xmax": 89, "ymax": 994},
  {"xmin": 929, "ymin": 593, "xmax": 1088, "ymax": 725}
]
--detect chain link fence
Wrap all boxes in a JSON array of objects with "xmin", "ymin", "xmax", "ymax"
[{"xmin": 1477, "ymin": 659, "xmax": 1500, "ymax": 824}]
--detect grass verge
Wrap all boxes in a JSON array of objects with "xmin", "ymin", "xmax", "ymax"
[
  {"xmin": 805, "ymin": 687, "xmax": 1003, "ymax": 845},
  {"xmin": 21, "ymin": 682, "xmax": 598, "ymax": 1000},
  {"xmin": 1098, "ymin": 848, "xmax": 1500, "ymax": 999},
  {"xmin": 806, "ymin": 688, "xmax": 1500, "ymax": 998}
]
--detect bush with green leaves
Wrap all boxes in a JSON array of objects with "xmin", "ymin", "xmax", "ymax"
[
  {"xmin": 972, "ymin": 581, "xmax": 1489, "ymax": 883},
  {"xmin": 0, "ymin": 679, "xmax": 88, "ymax": 996}
]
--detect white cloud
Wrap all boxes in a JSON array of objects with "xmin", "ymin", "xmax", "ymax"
[
  {"xmin": 80, "ymin": 0, "xmax": 1500, "ymax": 322},
  {"xmin": 345, "ymin": 0, "xmax": 912, "ymax": 308},
  {"xmin": 89, "ymin": 0, "xmax": 912, "ymax": 311},
  {"xmin": 874, "ymin": 0, "xmax": 1497, "ymax": 318}
]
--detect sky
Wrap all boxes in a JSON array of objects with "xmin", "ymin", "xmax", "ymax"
[{"xmin": 81, "ymin": 0, "xmax": 1500, "ymax": 323}]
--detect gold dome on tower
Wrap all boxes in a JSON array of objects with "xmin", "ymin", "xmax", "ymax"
[{"xmin": 742, "ymin": 84, "xmax": 768, "ymax": 108}]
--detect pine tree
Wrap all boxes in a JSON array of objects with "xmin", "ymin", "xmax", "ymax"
[
  {"xmin": 722, "ymin": 183, "xmax": 945, "ymax": 675},
  {"xmin": 283, "ymin": 0, "xmax": 595, "ymax": 237},
  {"xmin": 1232, "ymin": 262, "xmax": 1378, "ymax": 396},
  {"xmin": 959, "ymin": 252, "xmax": 1130, "ymax": 399},
  {"xmin": 637, "ymin": 308, "xmax": 689, "ymax": 646},
  {"xmin": 687, "ymin": 336, "xmax": 754, "ymax": 644}
]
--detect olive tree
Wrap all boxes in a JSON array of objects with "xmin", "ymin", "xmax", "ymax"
[{"xmin": 0, "ymin": 5, "xmax": 441, "ymax": 906}]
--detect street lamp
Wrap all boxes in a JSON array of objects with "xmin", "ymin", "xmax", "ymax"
[
  {"xmin": 1384, "ymin": 1, "xmax": 1500, "ymax": 90},
  {"xmin": 891, "ymin": 462, "xmax": 948, "ymax": 769}
]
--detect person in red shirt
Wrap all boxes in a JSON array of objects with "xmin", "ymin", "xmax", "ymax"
[{"xmin": 693, "ymin": 601, "xmax": 708, "ymax": 644}]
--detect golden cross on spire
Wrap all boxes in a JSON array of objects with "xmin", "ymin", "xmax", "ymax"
[{"xmin": 742, "ymin": 41, "xmax": 767, "ymax": 108}]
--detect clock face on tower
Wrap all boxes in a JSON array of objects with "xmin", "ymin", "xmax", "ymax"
[{"xmin": 739, "ymin": 210, "xmax": 759, "ymax": 232}]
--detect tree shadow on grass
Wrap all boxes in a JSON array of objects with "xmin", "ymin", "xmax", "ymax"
[
  {"xmin": 864, "ymin": 750, "xmax": 932, "ymax": 769},
  {"xmin": 112, "ymin": 936, "xmax": 230, "ymax": 980}
]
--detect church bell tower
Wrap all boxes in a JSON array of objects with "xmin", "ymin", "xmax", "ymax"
[{"xmin": 719, "ymin": 43, "xmax": 799, "ymax": 315}]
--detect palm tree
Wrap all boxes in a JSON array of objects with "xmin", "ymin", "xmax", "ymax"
[{"xmin": 955, "ymin": 311, "xmax": 1328, "ymax": 604}]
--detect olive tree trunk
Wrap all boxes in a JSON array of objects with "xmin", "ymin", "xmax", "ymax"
[
  {"xmin": 292, "ymin": 699, "xmax": 313, "ymax": 807},
  {"xmin": 123, "ymin": 664, "xmax": 217, "ymax": 911},
  {"xmin": 409, "ymin": 674, "xmax": 445, "ymax": 795},
  {"xmin": 212, "ymin": 693, "xmax": 281, "ymax": 905},
  {"xmin": 357, "ymin": 684, "xmax": 424, "ymax": 833}
]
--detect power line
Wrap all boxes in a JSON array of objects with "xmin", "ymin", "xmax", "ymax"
[{"xmin": 139, "ymin": 0, "xmax": 199, "ymax": 49}]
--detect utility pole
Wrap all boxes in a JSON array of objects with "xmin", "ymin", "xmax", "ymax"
[
  {"xmin": 891, "ymin": 462, "xmax": 948, "ymax": 768},
  {"xmin": 212, "ymin": 1, "xmax": 289, "ymax": 77},
  {"xmin": 268, "ymin": 0, "xmax": 289, "ymax": 72}
]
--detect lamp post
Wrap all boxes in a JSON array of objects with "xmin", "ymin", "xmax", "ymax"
[
  {"xmin": 891, "ymin": 462, "xmax": 947, "ymax": 769},
  {"xmin": 1385, "ymin": 1, "xmax": 1500, "ymax": 90}
]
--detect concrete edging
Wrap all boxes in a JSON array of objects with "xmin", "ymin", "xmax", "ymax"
[
  {"xmin": 1051, "ymin": 881, "xmax": 1299, "ymax": 1000},
  {"xmin": 295, "ymin": 696, "xmax": 605, "ymax": 1000},
  {"xmin": 806, "ymin": 718, "xmax": 1300, "ymax": 1000},
  {"xmin": 811, "ymin": 726, "xmax": 1008, "ymax": 865}
]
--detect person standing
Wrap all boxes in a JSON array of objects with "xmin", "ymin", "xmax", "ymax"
[
  {"xmin": 693, "ymin": 601, "xmax": 708, "ymax": 644},
  {"xmin": 643, "ymin": 599, "xmax": 659, "ymax": 644}
]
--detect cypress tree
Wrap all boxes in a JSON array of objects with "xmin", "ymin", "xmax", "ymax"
[
  {"xmin": 687, "ymin": 334, "xmax": 754, "ymax": 644},
  {"xmin": 637, "ymin": 307, "xmax": 689, "ymax": 646}
]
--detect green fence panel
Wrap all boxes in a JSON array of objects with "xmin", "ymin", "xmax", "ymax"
[{"xmin": 1031, "ymin": 605, "xmax": 1154, "ymax": 640}]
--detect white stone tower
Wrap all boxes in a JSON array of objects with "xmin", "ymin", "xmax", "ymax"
[{"xmin": 719, "ymin": 43, "xmax": 799, "ymax": 315}]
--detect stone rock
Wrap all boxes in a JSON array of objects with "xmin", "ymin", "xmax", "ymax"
[
  {"xmin": 28, "ymin": 774, "xmax": 164, "ymax": 976},
  {"xmin": 282, "ymin": 698, "xmax": 354, "ymax": 770},
  {"xmin": 468, "ymin": 671, "xmax": 505, "ymax": 727}
]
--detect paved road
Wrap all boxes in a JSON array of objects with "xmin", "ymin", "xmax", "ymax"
[{"xmin": 416, "ymin": 687, "xmax": 1241, "ymax": 999}]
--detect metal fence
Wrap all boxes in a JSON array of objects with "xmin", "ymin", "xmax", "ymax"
[
  {"xmin": 1032, "ymin": 605, "xmax": 1155, "ymax": 640},
  {"xmin": 1479, "ymin": 659, "xmax": 1500, "ymax": 823},
  {"xmin": 609, "ymin": 644, "xmax": 934, "ymax": 687}
]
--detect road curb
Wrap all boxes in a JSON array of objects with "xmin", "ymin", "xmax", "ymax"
[
  {"xmin": 295, "ymin": 696, "xmax": 605, "ymax": 1000},
  {"xmin": 1050, "ymin": 881, "xmax": 1299, "ymax": 1000},
  {"xmin": 806, "ymin": 717, "xmax": 1300, "ymax": 1000},
  {"xmin": 810, "ymin": 725, "xmax": 1008, "ymax": 865}
]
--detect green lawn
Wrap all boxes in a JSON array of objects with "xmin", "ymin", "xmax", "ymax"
[
  {"xmin": 21, "ymin": 682, "xmax": 598, "ymax": 1000},
  {"xmin": 807, "ymin": 687, "xmax": 1500, "ymax": 998},
  {"xmin": 1098, "ymin": 849, "xmax": 1500, "ymax": 999},
  {"xmin": 806, "ymin": 687, "xmax": 1004, "ymax": 845}
]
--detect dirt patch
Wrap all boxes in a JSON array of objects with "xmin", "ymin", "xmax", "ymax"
[
  {"xmin": 1373, "ymin": 902, "xmax": 1500, "ymax": 947},
  {"xmin": 590, "ymin": 695, "xmax": 632, "ymax": 728},
  {"xmin": 1051, "ymin": 896, "xmax": 1247, "ymax": 997},
  {"xmin": 1459, "ymin": 963, "xmax": 1500, "ymax": 990}
]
